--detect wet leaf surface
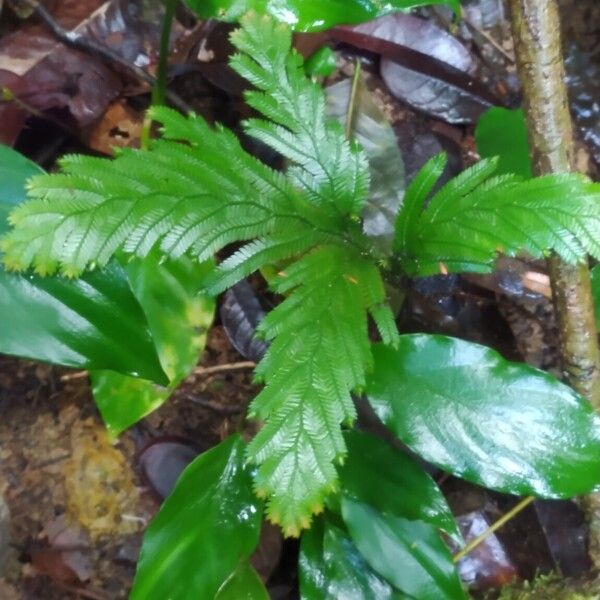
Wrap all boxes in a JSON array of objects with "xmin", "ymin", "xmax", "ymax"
[
  {"xmin": 342, "ymin": 498, "xmax": 466, "ymax": 599},
  {"xmin": 367, "ymin": 335, "xmax": 600, "ymax": 498},
  {"xmin": 332, "ymin": 14, "xmax": 497, "ymax": 123},
  {"xmin": 339, "ymin": 430, "xmax": 460, "ymax": 541},
  {"xmin": 131, "ymin": 435, "xmax": 262, "ymax": 600},
  {"xmin": 184, "ymin": 0, "xmax": 460, "ymax": 32},
  {"xmin": 92, "ymin": 253, "xmax": 215, "ymax": 436},
  {"xmin": 299, "ymin": 517, "xmax": 403, "ymax": 600},
  {"xmin": 0, "ymin": 144, "xmax": 166, "ymax": 382}
]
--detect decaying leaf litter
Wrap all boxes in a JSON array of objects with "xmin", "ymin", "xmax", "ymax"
[{"xmin": 1, "ymin": 0, "xmax": 600, "ymax": 597}]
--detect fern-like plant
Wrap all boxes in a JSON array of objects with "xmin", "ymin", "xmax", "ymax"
[{"xmin": 3, "ymin": 12, "xmax": 600, "ymax": 539}]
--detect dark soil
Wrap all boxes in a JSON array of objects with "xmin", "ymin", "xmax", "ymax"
[{"xmin": 0, "ymin": 327, "xmax": 259, "ymax": 599}]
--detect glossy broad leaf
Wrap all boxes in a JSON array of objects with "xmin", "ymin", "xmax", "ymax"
[
  {"xmin": 91, "ymin": 373, "xmax": 169, "ymax": 439},
  {"xmin": 475, "ymin": 107, "xmax": 532, "ymax": 178},
  {"xmin": 0, "ymin": 145, "xmax": 166, "ymax": 383},
  {"xmin": 184, "ymin": 0, "xmax": 460, "ymax": 32},
  {"xmin": 131, "ymin": 435, "xmax": 262, "ymax": 600},
  {"xmin": 92, "ymin": 254, "xmax": 215, "ymax": 436},
  {"xmin": 342, "ymin": 498, "xmax": 466, "ymax": 599},
  {"xmin": 299, "ymin": 519, "xmax": 328, "ymax": 599},
  {"xmin": 339, "ymin": 430, "xmax": 460, "ymax": 541},
  {"xmin": 367, "ymin": 335, "xmax": 600, "ymax": 498},
  {"xmin": 299, "ymin": 517, "xmax": 405, "ymax": 599},
  {"xmin": 326, "ymin": 76, "xmax": 405, "ymax": 254},
  {"xmin": 215, "ymin": 561, "xmax": 269, "ymax": 600}
]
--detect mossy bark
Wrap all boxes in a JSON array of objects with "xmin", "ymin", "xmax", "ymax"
[{"xmin": 509, "ymin": 0, "xmax": 600, "ymax": 570}]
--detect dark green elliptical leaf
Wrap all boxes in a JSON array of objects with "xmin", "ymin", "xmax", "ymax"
[
  {"xmin": 367, "ymin": 335, "xmax": 600, "ymax": 497},
  {"xmin": 339, "ymin": 430, "xmax": 460, "ymax": 542},
  {"xmin": 475, "ymin": 107, "xmax": 532, "ymax": 178},
  {"xmin": 299, "ymin": 517, "xmax": 405, "ymax": 600},
  {"xmin": 131, "ymin": 435, "xmax": 262, "ymax": 600},
  {"xmin": 91, "ymin": 254, "xmax": 215, "ymax": 437},
  {"xmin": 299, "ymin": 519, "xmax": 329, "ymax": 600},
  {"xmin": 342, "ymin": 498, "xmax": 465, "ymax": 600},
  {"xmin": 0, "ymin": 145, "xmax": 166, "ymax": 383},
  {"xmin": 184, "ymin": 0, "xmax": 460, "ymax": 32}
]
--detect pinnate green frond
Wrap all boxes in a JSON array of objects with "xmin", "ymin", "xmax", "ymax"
[
  {"xmin": 247, "ymin": 246, "xmax": 397, "ymax": 535},
  {"xmin": 1, "ymin": 109, "xmax": 344, "ymax": 276},
  {"xmin": 230, "ymin": 13, "xmax": 370, "ymax": 216},
  {"xmin": 394, "ymin": 154, "xmax": 600, "ymax": 276}
]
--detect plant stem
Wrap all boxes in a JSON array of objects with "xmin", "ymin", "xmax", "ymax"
[
  {"xmin": 452, "ymin": 496, "xmax": 534, "ymax": 563},
  {"xmin": 508, "ymin": 0, "xmax": 600, "ymax": 568},
  {"xmin": 152, "ymin": 0, "xmax": 178, "ymax": 107},
  {"xmin": 345, "ymin": 60, "xmax": 362, "ymax": 139},
  {"xmin": 141, "ymin": 0, "xmax": 179, "ymax": 149}
]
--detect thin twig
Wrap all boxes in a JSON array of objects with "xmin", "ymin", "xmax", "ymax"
[
  {"xmin": 462, "ymin": 16, "xmax": 515, "ymax": 64},
  {"xmin": 19, "ymin": 0, "xmax": 191, "ymax": 113},
  {"xmin": 193, "ymin": 361, "xmax": 256, "ymax": 377},
  {"xmin": 60, "ymin": 371, "xmax": 88, "ymax": 382},
  {"xmin": 141, "ymin": 0, "xmax": 179, "ymax": 148},
  {"xmin": 345, "ymin": 59, "xmax": 362, "ymax": 139},
  {"xmin": 153, "ymin": 0, "xmax": 178, "ymax": 107},
  {"xmin": 61, "ymin": 362, "xmax": 255, "ymax": 383},
  {"xmin": 185, "ymin": 394, "xmax": 247, "ymax": 415},
  {"xmin": 452, "ymin": 496, "xmax": 535, "ymax": 563}
]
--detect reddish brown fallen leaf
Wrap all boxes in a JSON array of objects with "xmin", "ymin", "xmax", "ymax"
[
  {"xmin": 0, "ymin": 0, "xmax": 121, "ymax": 143},
  {"xmin": 0, "ymin": 0, "xmax": 187, "ymax": 145}
]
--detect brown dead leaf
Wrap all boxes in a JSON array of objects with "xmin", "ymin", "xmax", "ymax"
[
  {"xmin": 0, "ymin": 0, "xmax": 186, "ymax": 145},
  {"xmin": 64, "ymin": 418, "xmax": 140, "ymax": 540},
  {"xmin": 83, "ymin": 99, "xmax": 142, "ymax": 153}
]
